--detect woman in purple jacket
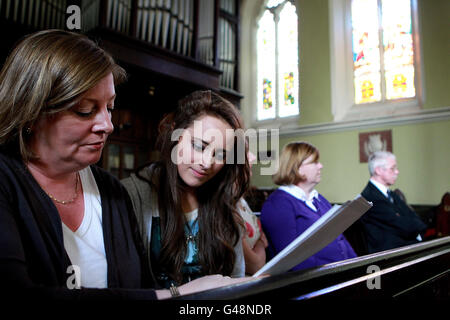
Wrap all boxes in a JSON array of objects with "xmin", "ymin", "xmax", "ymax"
[{"xmin": 261, "ymin": 142, "xmax": 356, "ymax": 271}]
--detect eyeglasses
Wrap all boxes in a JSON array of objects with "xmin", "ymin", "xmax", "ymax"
[{"xmin": 383, "ymin": 166, "xmax": 398, "ymax": 172}]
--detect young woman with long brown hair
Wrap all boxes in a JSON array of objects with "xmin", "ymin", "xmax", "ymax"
[
  {"xmin": 122, "ymin": 90, "xmax": 251, "ymax": 290},
  {"xmin": 0, "ymin": 30, "xmax": 250, "ymax": 300}
]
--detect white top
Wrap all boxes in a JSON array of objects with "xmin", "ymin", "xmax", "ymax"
[
  {"xmin": 279, "ymin": 185, "xmax": 319, "ymax": 211},
  {"xmin": 62, "ymin": 167, "xmax": 107, "ymax": 289},
  {"xmin": 184, "ymin": 208, "xmax": 198, "ymax": 222},
  {"xmin": 369, "ymin": 178, "xmax": 389, "ymax": 198}
]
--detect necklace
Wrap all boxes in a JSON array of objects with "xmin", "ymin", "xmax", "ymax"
[
  {"xmin": 186, "ymin": 233, "xmax": 196, "ymax": 245},
  {"xmin": 184, "ymin": 218, "xmax": 198, "ymax": 246},
  {"xmin": 45, "ymin": 172, "xmax": 80, "ymax": 205}
]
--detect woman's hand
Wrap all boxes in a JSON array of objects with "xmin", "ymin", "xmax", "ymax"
[
  {"xmin": 259, "ymin": 231, "xmax": 269, "ymax": 248},
  {"xmin": 155, "ymin": 274, "xmax": 254, "ymax": 299}
]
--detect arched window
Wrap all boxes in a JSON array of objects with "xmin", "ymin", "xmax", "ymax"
[
  {"xmin": 352, "ymin": 0, "xmax": 416, "ymax": 104},
  {"xmin": 256, "ymin": 0, "xmax": 299, "ymax": 121},
  {"xmin": 330, "ymin": 0, "xmax": 422, "ymax": 121}
]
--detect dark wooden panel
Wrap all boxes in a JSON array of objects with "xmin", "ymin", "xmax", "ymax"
[
  {"xmin": 90, "ymin": 27, "xmax": 222, "ymax": 90},
  {"xmin": 174, "ymin": 237, "xmax": 450, "ymax": 300}
]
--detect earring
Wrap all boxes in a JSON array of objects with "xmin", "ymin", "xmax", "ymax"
[{"xmin": 25, "ymin": 127, "xmax": 32, "ymax": 135}]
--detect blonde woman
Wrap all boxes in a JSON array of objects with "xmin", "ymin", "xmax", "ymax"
[
  {"xmin": 261, "ymin": 142, "xmax": 356, "ymax": 271},
  {"xmin": 0, "ymin": 30, "xmax": 248, "ymax": 300}
]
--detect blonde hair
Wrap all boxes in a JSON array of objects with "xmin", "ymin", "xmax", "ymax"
[
  {"xmin": 273, "ymin": 141, "xmax": 319, "ymax": 185},
  {"xmin": 0, "ymin": 29, "xmax": 126, "ymax": 160}
]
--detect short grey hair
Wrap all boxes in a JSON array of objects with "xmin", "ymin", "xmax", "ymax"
[{"xmin": 368, "ymin": 151, "xmax": 396, "ymax": 176}]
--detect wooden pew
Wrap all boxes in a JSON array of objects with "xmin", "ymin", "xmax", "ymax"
[{"xmin": 176, "ymin": 236, "xmax": 450, "ymax": 300}]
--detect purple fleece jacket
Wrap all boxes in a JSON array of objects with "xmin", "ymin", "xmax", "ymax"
[{"xmin": 261, "ymin": 189, "xmax": 357, "ymax": 271}]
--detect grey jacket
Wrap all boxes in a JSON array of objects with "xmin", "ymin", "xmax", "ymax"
[{"xmin": 121, "ymin": 164, "xmax": 245, "ymax": 278}]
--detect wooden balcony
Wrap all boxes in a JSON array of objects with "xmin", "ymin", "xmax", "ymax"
[
  {"xmin": 0, "ymin": 0, "xmax": 243, "ymax": 178},
  {"xmin": 0, "ymin": 0, "xmax": 242, "ymax": 104}
]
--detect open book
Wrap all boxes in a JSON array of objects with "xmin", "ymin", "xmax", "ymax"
[{"xmin": 253, "ymin": 195, "xmax": 372, "ymax": 277}]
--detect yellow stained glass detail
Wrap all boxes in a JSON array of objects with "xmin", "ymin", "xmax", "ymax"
[
  {"xmin": 382, "ymin": 0, "xmax": 415, "ymax": 100},
  {"xmin": 352, "ymin": 0, "xmax": 416, "ymax": 104},
  {"xmin": 362, "ymin": 80, "xmax": 374, "ymax": 100},
  {"xmin": 393, "ymin": 74, "xmax": 407, "ymax": 92}
]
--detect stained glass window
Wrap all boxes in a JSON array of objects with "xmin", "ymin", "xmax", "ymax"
[
  {"xmin": 278, "ymin": 2, "xmax": 299, "ymax": 117},
  {"xmin": 257, "ymin": 1, "xmax": 299, "ymax": 121},
  {"xmin": 381, "ymin": 0, "xmax": 415, "ymax": 100},
  {"xmin": 257, "ymin": 10, "xmax": 276, "ymax": 120},
  {"xmin": 351, "ymin": 0, "xmax": 416, "ymax": 105}
]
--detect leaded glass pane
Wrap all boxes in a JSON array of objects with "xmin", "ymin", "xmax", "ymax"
[
  {"xmin": 257, "ymin": 10, "xmax": 276, "ymax": 120},
  {"xmin": 267, "ymin": 0, "xmax": 285, "ymax": 8},
  {"xmin": 277, "ymin": 1, "xmax": 299, "ymax": 117},
  {"xmin": 352, "ymin": 0, "xmax": 381, "ymax": 104},
  {"xmin": 381, "ymin": 0, "xmax": 415, "ymax": 100}
]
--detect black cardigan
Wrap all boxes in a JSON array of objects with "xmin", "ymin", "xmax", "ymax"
[{"xmin": 0, "ymin": 150, "xmax": 156, "ymax": 300}]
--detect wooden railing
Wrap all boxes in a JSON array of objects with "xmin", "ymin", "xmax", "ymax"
[
  {"xmin": 218, "ymin": 0, "xmax": 238, "ymax": 90},
  {"xmin": 175, "ymin": 237, "xmax": 450, "ymax": 300},
  {"xmin": 100, "ymin": 0, "xmax": 195, "ymax": 57},
  {"xmin": 85, "ymin": 0, "xmax": 196, "ymax": 57},
  {"xmin": 0, "ymin": 0, "xmax": 66, "ymax": 30}
]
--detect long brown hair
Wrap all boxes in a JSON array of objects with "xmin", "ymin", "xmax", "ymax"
[
  {"xmin": 0, "ymin": 29, "xmax": 126, "ymax": 160},
  {"xmin": 147, "ymin": 90, "xmax": 250, "ymax": 283}
]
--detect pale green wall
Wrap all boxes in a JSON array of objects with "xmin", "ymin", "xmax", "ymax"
[
  {"xmin": 249, "ymin": 0, "xmax": 450, "ymax": 205},
  {"xmin": 419, "ymin": 0, "xmax": 450, "ymax": 109},
  {"xmin": 251, "ymin": 120, "xmax": 450, "ymax": 205},
  {"xmin": 297, "ymin": 0, "xmax": 333, "ymax": 125}
]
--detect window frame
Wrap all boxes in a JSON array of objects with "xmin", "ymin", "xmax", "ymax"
[
  {"xmin": 254, "ymin": 0, "xmax": 300, "ymax": 128},
  {"xmin": 329, "ymin": 0, "xmax": 424, "ymax": 122}
]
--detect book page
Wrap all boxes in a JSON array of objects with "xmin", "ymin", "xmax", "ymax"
[{"xmin": 253, "ymin": 195, "xmax": 372, "ymax": 277}]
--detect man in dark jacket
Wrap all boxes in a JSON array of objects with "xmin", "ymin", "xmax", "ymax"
[{"xmin": 360, "ymin": 151, "xmax": 427, "ymax": 253}]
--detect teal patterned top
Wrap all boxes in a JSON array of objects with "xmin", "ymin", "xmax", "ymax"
[{"xmin": 150, "ymin": 209, "xmax": 202, "ymax": 288}]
